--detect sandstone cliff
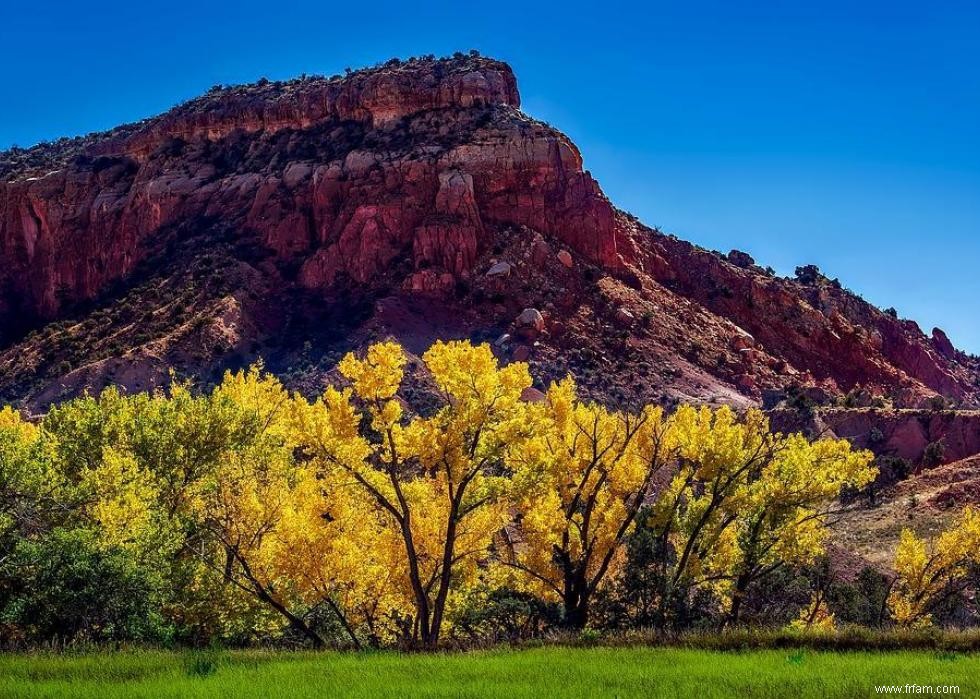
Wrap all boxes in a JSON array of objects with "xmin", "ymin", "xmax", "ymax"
[{"xmin": 2, "ymin": 54, "xmax": 977, "ymax": 417}]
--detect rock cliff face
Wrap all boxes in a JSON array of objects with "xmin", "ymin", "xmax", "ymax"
[
  {"xmin": 769, "ymin": 408, "xmax": 980, "ymax": 467},
  {"xmin": 638, "ymin": 237, "xmax": 980, "ymax": 406},
  {"xmin": 0, "ymin": 56, "xmax": 619, "ymax": 327},
  {"xmin": 1, "ymin": 54, "xmax": 978, "ymax": 419}
]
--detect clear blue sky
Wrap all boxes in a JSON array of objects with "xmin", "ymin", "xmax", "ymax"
[{"xmin": 3, "ymin": 1, "xmax": 978, "ymax": 352}]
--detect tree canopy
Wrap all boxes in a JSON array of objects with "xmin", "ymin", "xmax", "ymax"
[{"xmin": 0, "ymin": 340, "xmax": 925, "ymax": 648}]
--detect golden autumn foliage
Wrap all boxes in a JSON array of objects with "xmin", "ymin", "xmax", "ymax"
[
  {"xmin": 790, "ymin": 592, "xmax": 836, "ymax": 632},
  {"xmin": 499, "ymin": 378, "xmax": 676, "ymax": 626},
  {"xmin": 645, "ymin": 405, "xmax": 875, "ymax": 626},
  {"xmin": 500, "ymin": 396, "xmax": 874, "ymax": 628},
  {"xmin": 290, "ymin": 340, "xmax": 537, "ymax": 645},
  {"xmin": 0, "ymin": 340, "xmax": 887, "ymax": 646},
  {"xmin": 0, "ymin": 406, "xmax": 52, "ymax": 543},
  {"xmin": 888, "ymin": 507, "xmax": 980, "ymax": 628}
]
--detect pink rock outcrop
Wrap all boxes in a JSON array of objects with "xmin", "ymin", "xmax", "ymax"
[{"xmin": 0, "ymin": 56, "xmax": 623, "ymax": 328}]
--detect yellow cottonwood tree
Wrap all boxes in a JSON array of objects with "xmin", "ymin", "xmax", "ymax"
[
  {"xmin": 638, "ymin": 405, "xmax": 776, "ymax": 623},
  {"xmin": 888, "ymin": 507, "xmax": 980, "ymax": 628},
  {"xmin": 646, "ymin": 405, "xmax": 874, "ymax": 627},
  {"xmin": 719, "ymin": 434, "xmax": 876, "ymax": 624},
  {"xmin": 499, "ymin": 378, "xmax": 677, "ymax": 628},
  {"xmin": 272, "ymin": 469, "xmax": 404, "ymax": 646},
  {"xmin": 188, "ymin": 366, "xmax": 339, "ymax": 646},
  {"xmin": 0, "ymin": 407, "xmax": 57, "ymax": 551},
  {"xmin": 291, "ymin": 340, "xmax": 535, "ymax": 645},
  {"xmin": 36, "ymin": 375, "xmax": 287, "ymax": 641},
  {"xmin": 80, "ymin": 446, "xmax": 161, "ymax": 551}
]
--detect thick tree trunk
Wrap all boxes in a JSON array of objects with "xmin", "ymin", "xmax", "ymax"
[
  {"xmin": 723, "ymin": 572, "xmax": 752, "ymax": 630},
  {"xmin": 428, "ymin": 511, "xmax": 459, "ymax": 647},
  {"xmin": 247, "ymin": 575, "xmax": 326, "ymax": 648},
  {"xmin": 724, "ymin": 592, "xmax": 744, "ymax": 629},
  {"xmin": 562, "ymin": 573, "xmax": 591, "ymax": 629},
  {"xmin": 563, "ymin": 597, "xmax": 590, "ymax": 629},
  {"xmin": 398, "ymin": 513, "xmax": 433, "ymax": 646},
  {"xmin": 325, "ymin": 597, "xmax": 362, "ymax": 650},
  {"xmin": 271, "ymin": 596, "xmax": 326, "ymax": 649}
]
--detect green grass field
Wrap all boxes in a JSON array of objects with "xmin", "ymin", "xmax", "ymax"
[{"xmin": 1, "ymin": 646, "xmax": 976, "ymax": 698}]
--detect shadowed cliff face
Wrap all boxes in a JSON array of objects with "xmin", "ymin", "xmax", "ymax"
[{"xmin": 1, "ymin": 54, "xmax": 978, "ymax": 415}]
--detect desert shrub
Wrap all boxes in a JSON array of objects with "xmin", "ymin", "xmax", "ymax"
[
  {"xmin": 737, "ymin": 566, "xmax": 813, "ymax": 627},
  {"xmin": 827, "ymin": 567, "xmax": 892, "ymax": 627},
  {"xmin": 455, "ymin": 588, "xmax": 561, "ymax": 643},
  {"xmin": 794, "ymin": 265, "xmax": 822, "ymax": 285},
  {"xmin": 0, "ymin": 529, "xmax": 167, "ymax": 646},
  {"xmin": 783, "ymin": 385, "xmax": 816, "ymax": 418},
  {"xmin": 927, "ymin": 567, "xmax": 980, "ymax": 629},
  {"xmin": 593, "ymin": 514, "xmax": 673, "ymax": 629},
  {"xmin": 922, "ymin": 440, "xmax": 946, "ymax": 467},
  {"xmin": 875, "ymin": 455, "xmax": 913, "ymax": 488},
  {"xmin": 593, "ymin": 514, "xmax": 718, "ymax": 632}
]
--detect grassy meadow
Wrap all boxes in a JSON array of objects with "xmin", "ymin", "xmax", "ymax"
[{"xmin": 1, "ymin": 646, "xmax": 976, "ymax": 698}]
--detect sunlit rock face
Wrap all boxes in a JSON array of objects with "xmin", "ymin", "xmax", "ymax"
[{"xmin": 1, "ymin": 54, "xmax": 978, "ymax": 413}]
